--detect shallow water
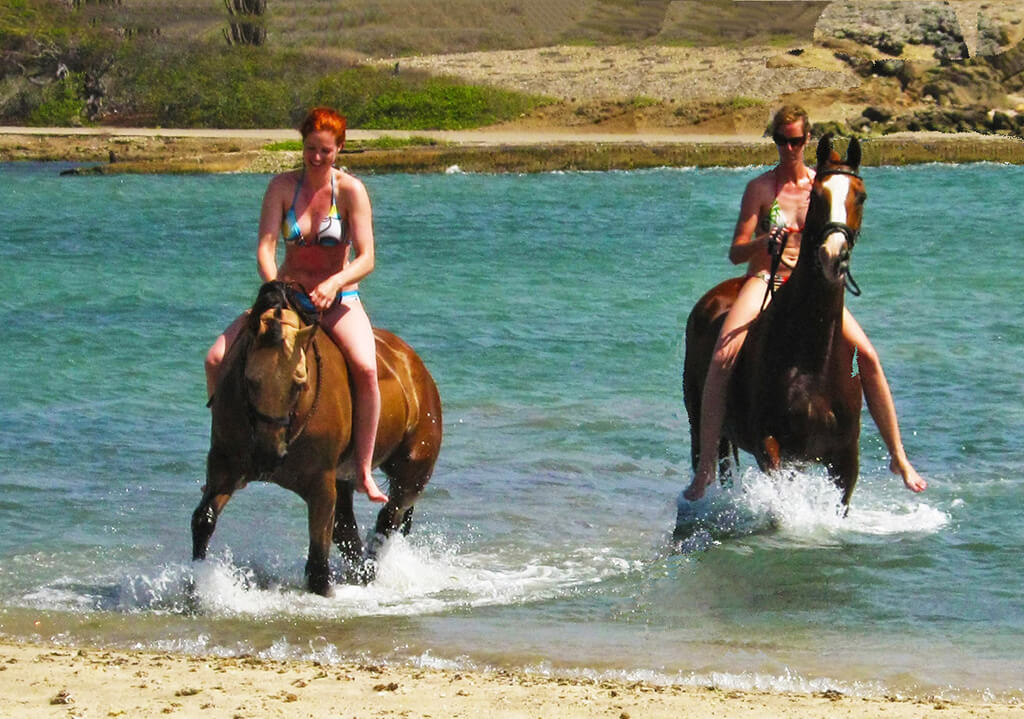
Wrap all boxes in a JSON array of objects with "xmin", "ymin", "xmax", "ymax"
[{"xmin": 1, "ymin": 161, "xmax": 1022, "ymax": 700}]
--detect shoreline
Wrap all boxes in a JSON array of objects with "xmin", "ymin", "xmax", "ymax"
[
  {"xmin": 1, "ymin": 639, "xmax": 1021, "ymax": 719},
  {"xmin": 2, "ymin": 126, "xmax": 1024, "ymax": 173}
]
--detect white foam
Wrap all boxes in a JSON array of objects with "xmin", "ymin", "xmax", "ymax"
[
  {"xmin": 676, "ymin": 467, "xmax": 948, "ymax": 548},
  {"xmin": 39, "ymin": 530, "xmax": 636, "ymax": 621}
]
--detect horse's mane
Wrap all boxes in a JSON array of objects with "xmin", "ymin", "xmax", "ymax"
[{"xmin": 249, "ymin": 281, "xmax": 291, "ymax": 328}]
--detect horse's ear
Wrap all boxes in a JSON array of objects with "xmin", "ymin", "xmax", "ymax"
[
  {"xmin": 846, "ymin": 137, "xmax": 862, "ymax": 171},
  {"xmin": 816, "ymin": 133, "xmax": 834, "ymax": 168},
  {"xmin": 295, "ymin": 324, "xmax": 316, "ymax": 349}
]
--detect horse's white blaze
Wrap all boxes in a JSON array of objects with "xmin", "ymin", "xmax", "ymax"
[
  {"xmin": 819, "ymin": 173, "xmax": 852, "ymax": 283},
  {"xmin": 822, "ymin": 173, "xmax": 851, "ymax": 226}
]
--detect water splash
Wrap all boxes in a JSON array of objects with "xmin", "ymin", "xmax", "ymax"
[
  {"xmin": 673, "ymin": 468, "xmax": 948, "ymax": 550},
  {"xmin": 21, "ymin": 531, "xmax": 642, "ymax": 621}
]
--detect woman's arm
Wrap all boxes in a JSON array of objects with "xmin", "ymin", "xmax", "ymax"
[
  {"xmin": 256, "ymin": 177, "xmax": 286, "ymax": 282},
  {"xmin": 728, "ymin": 180, "xmax": 769, "ymax": 265}
]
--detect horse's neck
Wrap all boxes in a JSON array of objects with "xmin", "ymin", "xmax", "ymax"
[
  {"xmin": 782, "ymin": 168, "xmax": 847, "ymax": 368},
  {"xmin": 771, "ymin": 272, "xmax": 846, "ymax": 372}
]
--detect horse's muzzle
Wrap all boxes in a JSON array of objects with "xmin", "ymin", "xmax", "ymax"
[
  {"xmin": 251, "ymin": 427, "xmax": 289, "ymax": 472},
  {"xmin": 819, "ymin": 233, "xmax": 851, "ymax": 285}
]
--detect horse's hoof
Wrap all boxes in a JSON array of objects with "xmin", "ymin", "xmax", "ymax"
[
  {"xmin": 337, "ymin": 558, "xmax": 377, "ymax": 585},
  {"xmin": 365, "ymin": 531, "xmax": 388, "ymax": 558},
  {"xmin": 676, "ymin": 489, "xmax": 711, "ymax": 513},
  {"xmin": 309, "ymin": 581, "xmax": 335, "ymax": 598},
  {"xmin": 306, "ymin": 572, "xmax": 334, "ymax": 597},
  {"xmin": 674, "ymin": 491, "xmax": 712, "ymax": 538},
  {"xmin": 359, "ymin": 559, "xmax": 378, "ymax": 585}
]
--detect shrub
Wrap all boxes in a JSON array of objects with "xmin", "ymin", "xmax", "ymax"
[
  {"xmin": 27, "ymin": 73, "xmax": 88, "ymax": 126},
  {"xmin": 312, "ymin": 68, "xmax": 549, "ymax": 130}
]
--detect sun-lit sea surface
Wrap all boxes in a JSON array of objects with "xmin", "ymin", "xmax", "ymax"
[{"xmin": 1, "ymin": 160, "xmax": 1022, "ymax": 701}]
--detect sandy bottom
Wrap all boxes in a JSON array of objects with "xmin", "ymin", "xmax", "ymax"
[{"xmin": 1, "ymin": 640, "xmax": 1020, "ymax": 718}]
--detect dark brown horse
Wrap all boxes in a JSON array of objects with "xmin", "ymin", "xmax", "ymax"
[
  {"xmin": 683, "ymin": 135, "xmax": 866, "ymax": 507},
  {"xmin": 192, "ymin": 281, "xmax": 443, "ymax": 595}
]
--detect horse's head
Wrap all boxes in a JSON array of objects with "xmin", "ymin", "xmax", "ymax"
[
  {"xmin": 244, "ymin": 305, "xmax": 316, "ymax": 466},
  {"xmin": 806, "ymin": 134, "xmax": 866, "ymax": 289}
]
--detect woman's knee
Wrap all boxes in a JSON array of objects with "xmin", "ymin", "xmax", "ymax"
[
  {"xmin": 350, "ymin": 360, "xmax": 378, "ymax": 387},
  {"xmin": 711, "ymin": 334, "xmax": 743, "ymax": 372}
]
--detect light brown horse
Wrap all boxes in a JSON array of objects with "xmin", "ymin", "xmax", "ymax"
[
  {"xmin": 683, "ymin": 134, "xmax": 866, "ymax": 507},
  {"xmin": 192, "ymin": 281, "xmax": 442, "ymax": 595}
]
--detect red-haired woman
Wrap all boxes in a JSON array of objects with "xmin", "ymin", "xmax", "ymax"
[{"xmin": 205, "ymin": 106, "xmax": 387, "ymax": 503}]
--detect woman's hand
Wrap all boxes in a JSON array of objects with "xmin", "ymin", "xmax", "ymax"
[
  {"xmin": 766, "ymin": 225, "xmax": 788, "ymax": 257},
  {"xmin": 309, "ymin": 279, "xmax": 341, "ymax": 311}
]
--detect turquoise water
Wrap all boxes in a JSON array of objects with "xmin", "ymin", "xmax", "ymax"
[{"xmin": 1, "ymin": 161, "xmax": 1022, "ymax": 700}]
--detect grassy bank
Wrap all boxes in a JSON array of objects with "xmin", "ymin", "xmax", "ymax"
[{"xmin": 1, "ymin": 0, "xmax": 551, "ymax": 130}]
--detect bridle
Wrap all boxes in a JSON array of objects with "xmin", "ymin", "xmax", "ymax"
[
  {"xmin": 815, "ymin": 167, "xmax": 863, "ymax": 296},
  {"xmin": 766, "ymin": 166, "xmax": 863, "ymax": 301}
]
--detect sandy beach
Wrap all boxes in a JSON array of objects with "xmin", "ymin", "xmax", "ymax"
[{"xmin": 0, "ymin": 639, "xmax": 1020, "ymax": 719}]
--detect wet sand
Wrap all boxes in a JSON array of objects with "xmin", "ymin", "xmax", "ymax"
[{"xmin": 1, "ymin": 640, "xmax": 1021, "ymax": 719}]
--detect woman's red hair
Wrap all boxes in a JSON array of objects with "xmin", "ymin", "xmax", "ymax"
[{"xmin": 299, "ymin": 107, "xmax": 347, "ymax": 146}]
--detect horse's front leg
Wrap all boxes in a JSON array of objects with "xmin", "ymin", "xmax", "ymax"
[
  {"xmin": 191, "ymin": 490, "xmax": 234, "ymax": 560},
  {"xmin": 303, "ymin": 472, "xmax": 338, "ymax": 596},
  {"xmin": 192, "ymin": 455, "xmax": 238, "ymax": 561},
  {"xmin": 333, "ymin": 478, "xmax": 366, "ymax": 584}
]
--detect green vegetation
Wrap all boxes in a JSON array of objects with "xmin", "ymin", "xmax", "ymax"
[
  {"xmin": 628, "ymin": 95, "xmax": 660, "ymax": 109},
  {"xmin": 727, "ymin": 96, "xmax": 764, "ymax": 110},
  {"xmin": 0, "ymin": 0, "xmax": 550, "ymax": 130},
  {"xmin": 26, "ymin": 72, "xmax": 88, "ymax": 126},
  {"xmin": 312, "ymin": 69, "xmax": 548, "ymax": 130},
  {"xmin": 351, "ymin": 135, "xmax": 448, "ymax": 149}
]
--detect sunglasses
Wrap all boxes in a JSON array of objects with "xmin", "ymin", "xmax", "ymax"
[{"xmin": 773, "ymin": 133, "xmax": 807, "ymax": 149}]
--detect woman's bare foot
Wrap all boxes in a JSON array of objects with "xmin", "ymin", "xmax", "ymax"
[
  {"xmin": 892, "ymin": 456, "xmax": 927, "ymax": 493},
  {"xmin": 357, "ymin": 474, "xmax": 389, "ymax": 503}
]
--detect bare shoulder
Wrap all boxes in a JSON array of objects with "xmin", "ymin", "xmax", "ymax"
[
  {"xmin": 334, "ymin": 167, "xmax": 365, "ymax": 190},
  {"xmin": 267, "ymin": 169, "xmax": 300, "ymax": 197},
  {"xmin": 334, "ymin": 168, "xmax": 370, "ymax": 203},
  {"xmin": 744, "ymin": 168, "xmax": 776, "ymax": 201}
]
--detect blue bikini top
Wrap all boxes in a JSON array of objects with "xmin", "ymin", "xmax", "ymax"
[{"xmin": 282, "ymin": 172, "xmax": 347, "ymax": 247}]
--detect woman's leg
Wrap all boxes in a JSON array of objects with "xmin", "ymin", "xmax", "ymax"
[
  {"xmin": 842, "ymin": 308, "xmax": 927, "ymax": 492},
  {"xmin": 684, "ymin": 277, "xmax": 770, "ymax": 501},
  {"xmin": 205, "ymin": 312, "xmax": 249, "ymax": 400},
  {"xmin": 322, "ymin": 298, "xmax": 388, "ymax": 503}
]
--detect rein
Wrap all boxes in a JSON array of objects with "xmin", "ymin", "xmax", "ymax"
[
  {"xmin": 819, "ymin": 220, "xmax": 862, "ymax": 296},
  {"xmin": 763, "ymin": 166, "xmax": 864, "ymax": 304},
  {"xmin": 762, "ymin": 227, "xmax": 791, "ymax": 308},
  {"xmin": 816, "ymin": 168, "xmax": 864, "ymax": 297}
]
